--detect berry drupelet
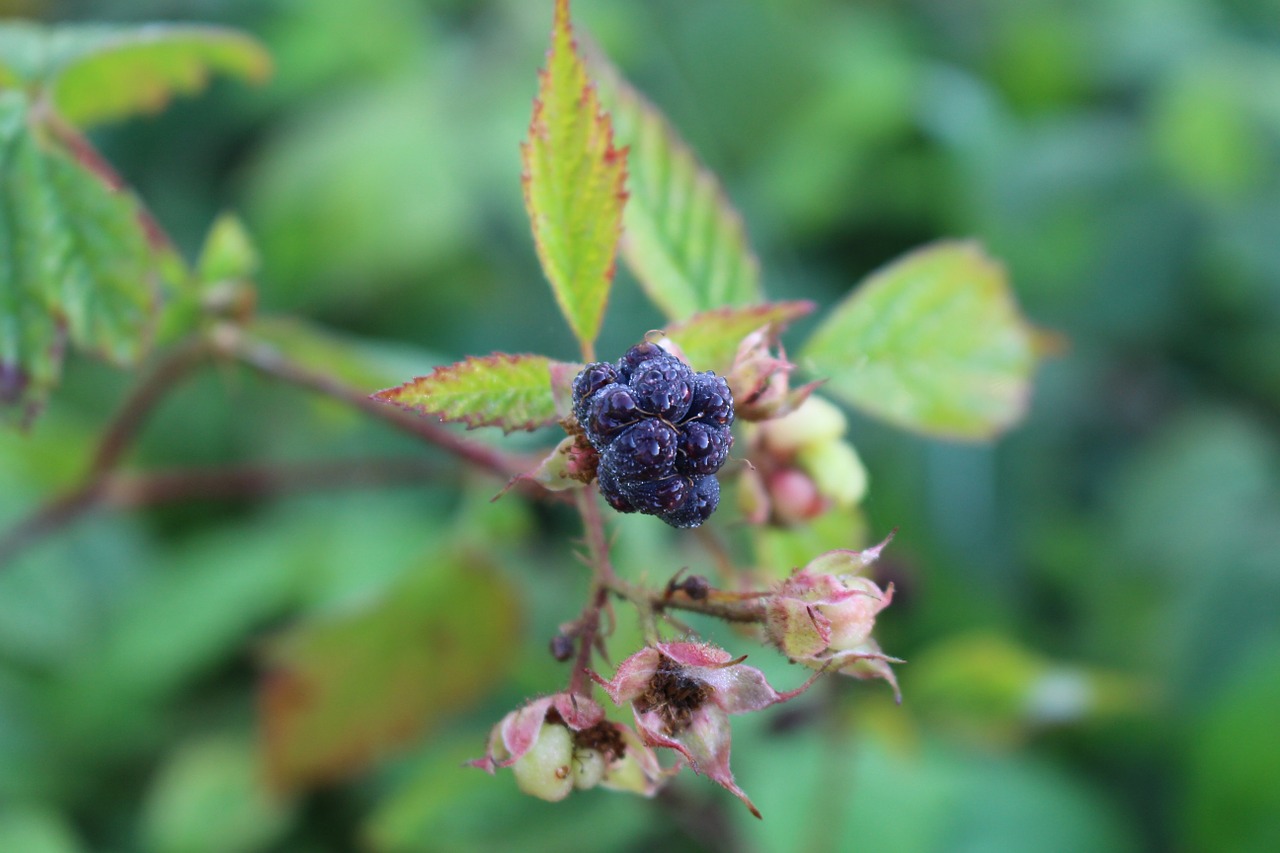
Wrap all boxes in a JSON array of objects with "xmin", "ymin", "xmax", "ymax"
[{"xmin": 572, "ymin": 343, "xmax": 734, "ymax": 528}]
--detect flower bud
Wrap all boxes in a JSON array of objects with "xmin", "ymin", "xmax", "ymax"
[
  {"xmin": 766, "ymin": 467, "xmax": 825, "ymax": 524},
  {"xmin": 763, "ymin": 534, "xmax": 899, "ymax": 696},
  {"xmin": 512, "ymin": 722, "xmax": 575, "ymax": 802},
  {"xmin": 822, "ymin": 576, "xmax": 887, "ymax": 650},
  {"xmin": 759, "ymin": 395, "xmax": 847, "ymax": 455},
  {"xmin": 796, "ymin": 439, "xmax": 868, "ymax": 508},
  {"xmin": 726, "ymin": 329, "xmax": 820, "ymax": 421}
]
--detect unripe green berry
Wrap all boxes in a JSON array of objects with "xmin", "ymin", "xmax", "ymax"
[
  {"xmin": 572, "ymin": 748, "xmax": 607, "ymax": 790},
  {"xmin": 512, "ymin": 722, "xmax": 574, "ymax": 802}
]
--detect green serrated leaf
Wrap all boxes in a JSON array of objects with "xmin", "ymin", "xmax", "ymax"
[
  {"xmin": 802, "ymin": 241, "xmax": 1041, "ymax": 441},
  {"xmin": 260, "ymin": 555, "xmax": 519, "ymax": 790},
  {"xmin": 0, "ymin": 90, "xmax": 165, "ymax": 426},
  {"xmin": 374, "ymin": 354, "xmax": 560, "ymax": 433},
  {"xmin": 0, "ymin": 22, "xmax": 270, "ymax": 129},
  {"xmin": 665, "ymin": 300, "xmax": 815, "ymax": 374},
  {"xmin": 523, "ymin": 0, "xmax": 627, "ymax": 358},
  {"xmin": 591, "ymin": 50, "xmax": 763, "ymax": 319}
]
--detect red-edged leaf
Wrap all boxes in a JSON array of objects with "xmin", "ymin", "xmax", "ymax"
[
  {"xmin": 260, "ymin": 555, "xmax": 519, "ymax": 790},
  {"xmin": 373, "ymin": 353, "xmax": 559, "ymax": 433},
  {"xmin": 664, "ymin": 301, "xmax": 815, "ymax": 374},
  {"xmin": 523, "ymin": 0, "xmax": 627, "ymax": 358}
]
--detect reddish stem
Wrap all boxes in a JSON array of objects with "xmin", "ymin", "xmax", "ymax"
[{"xmin": 226, "ymin": 332, "xmax": 537, "ymax": 483}]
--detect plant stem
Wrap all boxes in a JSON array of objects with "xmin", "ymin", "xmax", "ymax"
[
  {"xmin": 0, "ymin": 339, "xmax": 212, "ymax": 566},
  {"xmin": 567, "ymin": 485, "xmax": 619, "ymax": 693},
  {"xmin": 90, "ymin": 338, "xmax": 212, "ymax": 477},
  {"xmin": 0, "ymin": 458, "xmax": 447, "ymax": 566},
  {"xmin": 567, "ymin": 583, "xmax": 607, "ymax": 696},
  {"xmin": 0, "ymin": 324, "xmax": 558, "ymax": 568},
  {"xmin": 103, "ymin": 458, "xmax": 444, "ymax": 506},
  {"xmin": 224, "ymin": 329, "xmax": 536, "ymax": 483}
]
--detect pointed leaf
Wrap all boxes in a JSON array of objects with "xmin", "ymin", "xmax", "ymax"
[
  {"xmin": 664, "ymin": 300, "xmax": 815, "ymax": 374},
  {"xmin": 591, "ymin": 52, "xmax": 763, "ymax": 319},
  {"xmin": 260, "ymin": 555, "xmax": 519, "ymax": 790},
  {"xmin": 802, "ymin": 241, "xmax": 1042, "ymax": 440},
  {"xmin": 373, "ymin": 354, "xmax": 561, "ymax": 433},
  {"xmin": 0, "ymin": 90, "xmax": 167, "ymax": 425},
  {"xmin": 0, "ymin": 22, "xmax": 270, "ymax": 129},
  {"xmin": 522, "ymin": 0, "xmax": 627, "ymax": 356}
]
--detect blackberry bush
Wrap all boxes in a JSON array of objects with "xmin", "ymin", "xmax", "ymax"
[
  {"xmin": 573, "ymin": 343, "xmax": 735, "ymax": 528},
  {"xmin": 0, "ymin": 0, "xmax": 1047, "ymax": 830}
]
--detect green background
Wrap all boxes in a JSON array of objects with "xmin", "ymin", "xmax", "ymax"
[{"xmin": 2, "ymin": 0, "xmax": 1279, "ymax": 851}]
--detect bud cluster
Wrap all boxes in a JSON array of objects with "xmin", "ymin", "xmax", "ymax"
[{"xmin": 742, "ymin": 394, "xmax": 868, "ymax": 525}]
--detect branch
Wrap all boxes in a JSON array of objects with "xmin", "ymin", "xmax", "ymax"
[
  {"xmin": 0, "ymin": 458, "xmax": 444, "ymax": 565},
  {"xmin": 223, "ymin": 331, "xmax": 539, "ymax": 483},
  {"xmin": 568, "ymin": 486, "xmax": 622, "ymax": 694},
  {"xmin": 0, "ymin": 340, "xmax": 214, "ymax": 567},
  {"xmin": 90, "ymin": 338, "xmax": 213, "ymax": 477},
  {"xmin": 1, "ymin": 322, "xmax": 566, "ymax": 568},
  {"xmin": 103, "ymin": 458, "xmax": 443, "ymax": 507}
]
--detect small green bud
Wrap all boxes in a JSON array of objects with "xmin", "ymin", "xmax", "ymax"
[
  {"xmin": 512, "ymin": 722, "xmax": 574, "ymax": 802},
  {"xmin": 761, "ymin": 395, "xmax": 847, "ymax": 455},
  {"xmin": 796, "ymin": 440, "xmax": 867, "ymax": 508}
]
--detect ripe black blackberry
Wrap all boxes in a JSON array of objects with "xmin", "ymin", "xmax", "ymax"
[
  {"xmin": 572, "ymin": 361, "xmax": 618, "ymax": 426},
  {"xmin": 575, "ymin": 342, "xmax": 734, "ymax": 528}
]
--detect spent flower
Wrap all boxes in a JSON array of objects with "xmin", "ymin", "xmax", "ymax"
[
  {"xmin": 764, "ymin": 532, "xmax": 902, "ymax": 700},
  {"xmin": 469, "ymin": 692, "xmax": 663, "ymax": 801},
  {"xmin": 591, "ymin": 640, "xmax": 822, "ymax": 817}
]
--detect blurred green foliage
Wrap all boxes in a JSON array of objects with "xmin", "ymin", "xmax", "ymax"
[{"xmin": 2, "ymin": 0, "xmax": 1279, "ymax": 851}]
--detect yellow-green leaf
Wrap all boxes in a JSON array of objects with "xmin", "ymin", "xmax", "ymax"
[
  {"xmin": 592, "ymin": 52, "xmax": 763, "ymax": 319},
  {"xmin": 665, "ymin": 300, "xmax": 815, "ymax": 374},
  {"xmin": 260, "ymin": 555, "xmax": 519, "ymax": 790},
  {"xmin": 802, "ymin": 241, "xmax": 1043, "ymax": 440},
  {"xmin": 0, "ymin": 90, "xmax": 167, "ymax": 426},
  {"xmin": 373, "ymin": 353, "xmax": 560, "ymax": 433},
  {"xmin": 522, "ymin": 0, "xmax": 627, "ymax": 358},
  {"xmin": 0, "ymin": 22, "xmax": 271, "ymax": 129}
]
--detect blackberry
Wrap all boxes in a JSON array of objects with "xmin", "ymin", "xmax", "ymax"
[
  {"xmin": 597, "ymin": 465, "xmax": 634, "ymax": 513},
  {"xmin": 601, "ymin": 420, "xmax": 679, "ymax": 481},
  {"xmin": 616, "ymin": 341, "xmax": 667, "ymax": 381},
  {"xmin": 629, "ymin": 358, "xmax": 694, "ymax": 422},
  {"xmin": 677, "ymin": 421, "xmax": 732, "ymax": 476},
  {"xmin": 572, "ymin": 361, "xmax": 618, "ymax": 424},
  {"xmin": 686, "ymin": 373, "xmax": 734, "ymax": 428},
  {"xmin": 585, "ymin": 384, "xmax": 641, "ymax": 445},
  {"xmin": 619, "ymin": 475, "xmax": 688, "ymax": 515},
  {"xmin": 662, "ymin": 475, "xmax": 720, "ymax": 529},
  {"xmin": 572, "ymin": 342, "xmax": 734, "ymax": 529}
]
